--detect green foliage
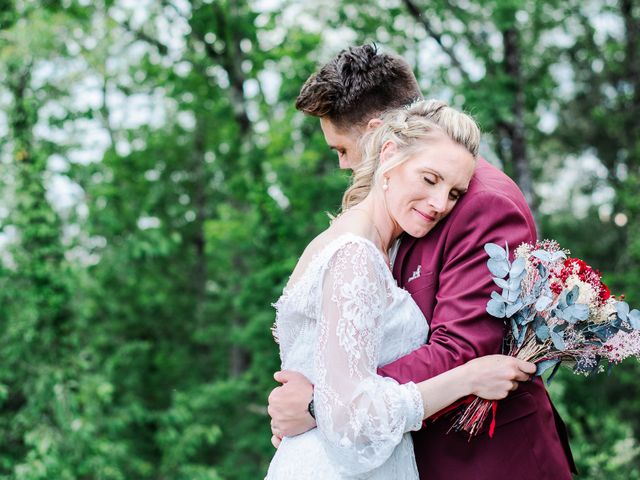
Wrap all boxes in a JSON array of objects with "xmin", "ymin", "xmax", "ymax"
[{"xmin": 0, "ymin": 0, "xmax": 639, "ymax": 478}]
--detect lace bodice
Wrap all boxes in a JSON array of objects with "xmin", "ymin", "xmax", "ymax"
[{"xmin": 267, "ymin": 234, "xmax": 429, "ymax": 479}]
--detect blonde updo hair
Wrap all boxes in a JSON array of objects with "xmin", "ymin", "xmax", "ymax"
[{"xmin": 341, "ymin": 99, "xmax": 481, "ymax": 210}]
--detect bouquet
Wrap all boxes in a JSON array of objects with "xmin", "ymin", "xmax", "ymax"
[{"xmin": 451, "ymin": 240, "xmax": 640, "ymax": 438}]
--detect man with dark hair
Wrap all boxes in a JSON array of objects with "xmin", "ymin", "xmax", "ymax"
[
  {"xmin": 268, "ymin": 44, "xmax": 576, "ymax": 479},
  {"xmin": 295, "ymin": 44, "xmax": 422, "ymax": 169}
]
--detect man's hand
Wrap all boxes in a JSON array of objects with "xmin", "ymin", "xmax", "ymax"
[{"xmin": 267, "ymin": 370, "xmax": 316, "ymax": 445}]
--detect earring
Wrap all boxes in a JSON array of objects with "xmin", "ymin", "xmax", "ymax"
[{"xmin": 382, "ymin": 177, "xmax": 389, "ymax": 191}]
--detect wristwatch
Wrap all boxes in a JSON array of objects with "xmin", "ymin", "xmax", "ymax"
[{"xmin": 308, "ymin": 398, "xmax": 315, "ymax": 419}]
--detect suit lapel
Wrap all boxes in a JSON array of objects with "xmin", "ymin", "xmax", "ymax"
[{"xmin": 392, "ymin": 234, "xmax": 420, "ymax": 286}]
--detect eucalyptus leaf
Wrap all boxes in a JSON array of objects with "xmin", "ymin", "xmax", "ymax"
[
  {"xmin": 517, "ymin": 323, "xmax": 528, "ymax": 347},
  {"xmin": 535, "ymin": 358, "xmax": 561, "ymax": 377},
  {"xmin": 505, "ymin": 288, "xmax": 520, "ymax": 303},
  {"xmin": 532, "ymin": 250, "xmax": 552, "ymax": 262},
  {"xmin": 535, "ymin": 323, "xmax": 550, "ymax": 342},
  {"xmin": 562, "ymin": 310, "xmax": 579, "ymax": 324},
  {"xmin": 524, "ymin": 294, "xmax": 538, "ymax": 307},
  {"xmin": 506, "ymin": 300, "xmax": 523, "ymax": 318},
  {"xmin": 493, "ymin": 277, "xmax": 509, "ymax": 289},
  {"xmin": 488, "ymin": 258, "xmax": 510, "ymax": 278},
  {"xmin": 511, "ymin": 319, "xmax": 519, "ymax": 339},
  {"xmin": 546, "ymin": 360, "xmax": 562, "ymax": 386},
  {"xmin": 628, "ymin": 309, "xmax": 640, "ymax": 329},
  {"xmin": 536, "ymin": 263, "xmax": 548, "ymax": 279},
  {"xmin": 611, "ymin": 315, "xmax": 623, "ymax": 328},
  {"xmin": 553, "ymin": 322, "xmax": 568, "ymax": 333},
  {"xmin": 535, "ymin": 296, "xmax": 553, "ymax": 312},
  {"xmin": 570, "ymin": 304, "xmax": 590, "ymax": 322},
  {"xmin": 550, "ymin": 331, "xmax": 566, "ymax": 351},
  {"xmin": 550, "ymin": 251, "xmax": 567, "ymax": 262},
  {"xmin": 616, "ymin": 301, "xmax": 630, "ymax": 320},
  {"xmin": 532, "ymin": 280, "xmax": 544, "ymax": 298},
  {"xmin": 590, "ymin": 324, "xmax": 618, "ymax": 341},
  {"xmin": 484, "ymin": 243, "xmax": 507, "ymax": 260},
  {"xmin": 560, "ymin": 304, "xmax": 589, "ymax": 324},
  {"xmin": 509, "ymin": 257, "xmax": 526, "ymax": 278},
  {"xmin": 521, "ymin": 309, "xmax": 536, "ymax": 325},
  {"xmin": 487, "ymin": 298, "xmax": 506, "ymax": 318},
  {"xmin": 556, "ymin": 295, "xmax": 568, "ymax": 311},
  {"xmin": 565, "ymin": 285, "xmax": 579, "ymax": 306},
  {"xmin": 553, "ymin": 307, "xmax": 570, "ymax": 323}
]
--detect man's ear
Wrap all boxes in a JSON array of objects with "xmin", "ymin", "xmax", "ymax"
[
  {"xmin": 366, "ymin": 118, "xmax": 383, "ymax": 130},
  {"xmin": 379, "ymin": 140, "xmax": 397, "ymax": 165}
]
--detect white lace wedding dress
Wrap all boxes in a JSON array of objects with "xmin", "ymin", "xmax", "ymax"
[{"xmin": 266, "ymin": 234, "xmax": 429, "ymax": 479}]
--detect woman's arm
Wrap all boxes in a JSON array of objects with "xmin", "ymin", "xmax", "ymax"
[
  {"xmin": 416, "ymin": 355, "xmax": 535, "ymax": 419},
  {"xmin": 312, "ymin": 241, "xmax": 424, "ymax": 475},
  {"xmin": 268, "ymin": 355, "xmax": 534, "ymax": 446}
]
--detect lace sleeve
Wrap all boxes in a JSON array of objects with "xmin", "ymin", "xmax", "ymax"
[{"xmin": 314, "ymin": 240, "xmax": 424, "ymax": 476}]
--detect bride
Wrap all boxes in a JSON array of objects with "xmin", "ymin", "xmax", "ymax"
[{"xmin": 265, "ymin": 100, "xmax": 535, "ymax": 479}]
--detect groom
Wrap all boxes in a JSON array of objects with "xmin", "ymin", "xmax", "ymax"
[{"xmin": 268, "ymin": 44, "xmax": 576, "ymax": 479}]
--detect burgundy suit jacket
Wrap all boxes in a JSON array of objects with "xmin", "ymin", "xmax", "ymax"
[{"xmin": 379, "ymin": 158, "xmax": 576, "ymax": 479}]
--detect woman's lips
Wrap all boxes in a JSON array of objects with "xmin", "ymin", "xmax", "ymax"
[{"xmin": 414, "ymin": 208, "xmax": 436, "ymax": 222}]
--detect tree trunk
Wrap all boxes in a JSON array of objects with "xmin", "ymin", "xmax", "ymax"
[{"xmin": 503, "ymin": 27, "xmax": 536, "ymax": 216}]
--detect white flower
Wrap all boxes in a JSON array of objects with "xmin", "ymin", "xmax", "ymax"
[
  {"xmin": 564, "ymin": 275, "xmax": 599, "ymax": 309},
  {"xmin": 515, "ymin": 243, "xmax": 532, "ymax": 259},
  {"xmin": 592, "ymin": 298, "xmax": 617, "ymax": 324}
]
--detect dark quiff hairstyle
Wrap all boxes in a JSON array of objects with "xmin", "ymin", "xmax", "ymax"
[{"xmin": 295, "ymin": 44, "xmax": 423, "ymax": 129}]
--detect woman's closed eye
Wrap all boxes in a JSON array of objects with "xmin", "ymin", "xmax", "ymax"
[{"xmin": 423, "ymin": 175, "xmax": 437, "ymax": 185}]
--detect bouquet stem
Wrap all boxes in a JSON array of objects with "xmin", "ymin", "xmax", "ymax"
[{"xmin": 450, "ymin": 397, "xmax": 496, "ymax": 439}]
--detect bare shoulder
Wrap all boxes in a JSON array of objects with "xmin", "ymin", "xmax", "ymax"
[
  {"xmin": 327, "ymin": 210, "xmax": 374, "ymax": 240},
  {"xmin": 286, "ymin": 216, "xmax": 375, "ymax": 287}
]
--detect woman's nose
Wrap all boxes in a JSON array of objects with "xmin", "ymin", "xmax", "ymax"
[{"xmin": 429, "ymin": 190, "xmax": 448, "ymax": 213}]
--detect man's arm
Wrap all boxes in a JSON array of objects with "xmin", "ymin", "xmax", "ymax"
[
  {"xmin": 379, "ymin": 192, "xmax": 536, "ymax": 384},
  {"xmin": 268, "ymin": 192, "xmax": 535, "ymax": 438}
]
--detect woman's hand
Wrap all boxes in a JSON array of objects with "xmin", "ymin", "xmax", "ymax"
[{"xmin": 464, "ymin": 355, "xmax": 536, "ymax": 400}]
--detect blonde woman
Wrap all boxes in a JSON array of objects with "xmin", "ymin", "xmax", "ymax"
[{"xmin": 265, "ymin": 100, "xmax": 536, "ymax": 479}]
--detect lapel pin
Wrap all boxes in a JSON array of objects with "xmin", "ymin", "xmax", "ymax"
[{"xmin": 407, "ymin": 264, "xmax": 421, "ymax": 283}]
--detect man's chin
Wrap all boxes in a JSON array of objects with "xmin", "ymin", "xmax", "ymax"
[{"xmin": 339, "ymin": 160, "xmax": 353, "ymax": 170}]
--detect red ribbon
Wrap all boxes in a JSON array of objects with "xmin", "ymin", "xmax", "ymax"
[
  {"xmin": 427, "ymin": 395, "xmax": 474, "ymax": 424},
  {"xmin": 488, "ymin": 400, "xmax": 498, "ymax": 438}
]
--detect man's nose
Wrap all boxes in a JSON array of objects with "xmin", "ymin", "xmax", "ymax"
[{"xmin": 338, "ymin": 154, "xmax": 352, "ymax": 170}]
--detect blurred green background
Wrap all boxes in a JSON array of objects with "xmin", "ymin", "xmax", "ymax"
[{"xmin": 0, "ymin": 0, "xmax": 638, "ymax": 478}]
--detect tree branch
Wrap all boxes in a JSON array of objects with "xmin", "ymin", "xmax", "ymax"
[
  {"xmin": 118, "ymin": 18, "xmax": 170, "ymax": 56},
  {"xmin": 401, "ymin": 0, "xmax": 471, "ymax": 82}
]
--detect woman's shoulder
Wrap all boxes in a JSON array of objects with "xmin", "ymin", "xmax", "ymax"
[
  {"xmin": 307, "ymin": 214, "xmax": 378, "ymax": 257},
  {"xmin": 288, "ymin": 230, "xmax": 378, "ymax": 287},
  {"xmin": 310, "ymin": 231, "xmax": 380, "ymax": 265}
]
